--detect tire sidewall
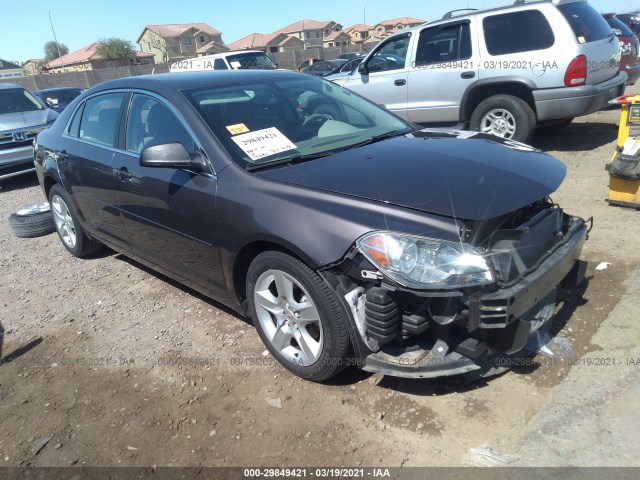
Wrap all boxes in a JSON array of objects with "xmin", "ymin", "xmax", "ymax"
[
  {"xmin": 246, "ymin": 251, "xmax": 349, "ymax": 381},
  {"xmin": 48, "ymin": 184, "xmax": 86, "ymax": 257},
  {"xmin": 470, "ymin": 95, "xmax": 535, "ymax": 143}
]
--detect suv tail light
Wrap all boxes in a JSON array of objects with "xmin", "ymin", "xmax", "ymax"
[{"xmin": 564, "ymin": 55, "xmax": 587, "ymax": 87}]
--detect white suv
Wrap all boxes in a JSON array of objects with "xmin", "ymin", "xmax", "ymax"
[
  {"xmin": 169, "ymin": 50, "xmax": 278, "ymax": 73},
  {"xmin": 334, "ymin": 0, "xmax": 626, "ymax": 142}
]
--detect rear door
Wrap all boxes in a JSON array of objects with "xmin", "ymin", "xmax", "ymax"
[
  {"xmin": 59, "ymin": 92, "xmax": 130, "ymax": 251},
  {"xmin": 111, "ymin": 92, "xmax": 226, "ymax": 295},
  {"xmin": 341, "ymin": 33, "xmax": 412, "ymax": 119},
  {"xmin": 557, "ymin": 2, "xmax": 621, "ymax": 84},
  {"xmin": 406, "ymin": 21, "xmax": 478, "ymax": 123}
]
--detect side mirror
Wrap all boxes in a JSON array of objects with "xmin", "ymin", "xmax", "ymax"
[
  {"xmin": 46, "ymin": 100, "xmax": 55, "ymax": 109},
  {"xmin": 140, "ymin": 142, "xmax": 206, "ymax": 173},
  {"xmin": 358, "ymin": 62, "xmax": 368, "ymax": 75}
]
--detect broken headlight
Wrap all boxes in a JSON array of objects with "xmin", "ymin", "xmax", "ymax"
[{"xmin": 357, "ymin": 231, "xmax": 494, "ymax": 289}]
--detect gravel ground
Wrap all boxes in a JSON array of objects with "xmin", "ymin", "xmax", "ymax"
[{"xmin": 1, "ymin": 87, "xmax": 640, "ymax": 468}]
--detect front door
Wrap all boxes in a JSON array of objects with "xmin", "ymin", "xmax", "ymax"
[
  {"xmin": 342, "ymin": 33, "xmax": 412, "ymax": 120},
  {"xmin": 111, "ymin": 93, "xmax": 225, "ymax": 295}
]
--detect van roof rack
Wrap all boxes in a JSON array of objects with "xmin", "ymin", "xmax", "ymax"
[{"xmin": 442, "ymin": 8, "xmax": 478, "ymax": 19}]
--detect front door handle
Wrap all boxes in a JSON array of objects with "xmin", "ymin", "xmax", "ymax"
[
  {"xmin": 461, "ymin": 71, "xmax": 476, "ymax": 79},
  {"xmin": 114, "ymin": 168, "xmax": 133, "ymax": 181},
  {"xmin": 394, "ymin": 79, "xmax": 407, "ymax": 86}
]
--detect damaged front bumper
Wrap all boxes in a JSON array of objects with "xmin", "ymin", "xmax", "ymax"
[{"xmin": 332, "ymin": 216, "xmax": 589, "ymax": 380}]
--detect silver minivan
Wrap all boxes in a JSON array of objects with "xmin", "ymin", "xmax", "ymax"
[{"xmin": 335, "ymin": 0, "xmax": 626, "ymax": 142}]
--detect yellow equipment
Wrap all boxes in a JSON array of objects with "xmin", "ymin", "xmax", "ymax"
[{"xmin": 607, "ymin": 94, "xmax": 640, "ymax": 209}]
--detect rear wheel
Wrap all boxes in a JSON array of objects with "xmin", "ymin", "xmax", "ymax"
[
  {"xmin": 470, "ymin": 94, "xmax": 536, "ymax": 143},
  {"xmin": 49, "ymin": 184, "xmax": 103, "ymax": 258},
  {"xmin": 246, "ymin": 251, "xmax": 351, "ymax": 381}
]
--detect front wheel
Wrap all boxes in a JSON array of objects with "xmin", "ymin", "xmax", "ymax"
[
  {"xmin": 246, "ymin": 251, "xmax": 351, "ymax": 381},
  {"xmin": 470, "ymin": 94, "xmax": 536, "ymax": 143},
  {"xmin": 49, "ymin": 184, "xmax": 103, "ymax": 258}
]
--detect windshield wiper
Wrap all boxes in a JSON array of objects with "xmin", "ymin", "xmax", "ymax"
[
  {"xmin": 246, "ymin": 151, "xmax": 332, "ymax": 172},
  {"xmin": 341, "ymin": 129, "xmax": 411, "ymax": 151}
]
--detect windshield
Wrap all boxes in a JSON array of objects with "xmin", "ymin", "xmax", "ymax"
[
  {"xmin": 226, "ymin": 53, "xmax": 278, "ymax": 70},
  {"xmin": 0, "ymin": 88, "xmax": 45, "ymax": 114},
  {"xmin": 183, "ymin": 75, "xmax": 412, "ymax": 168}
]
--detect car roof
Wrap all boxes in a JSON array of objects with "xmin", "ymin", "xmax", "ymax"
[
  {"xmin": 383, "ymin": 0, "xmax": 584, "ymax": 40},
  {"xmin": 89, "ymin": 70, "xmax": 309, "ymax": 93},
  {"xmin": 33, "ymin": 87, "xmax": 82, "ymax": 94}
]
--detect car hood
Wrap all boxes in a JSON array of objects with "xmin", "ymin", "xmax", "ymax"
[
  {"xmin": 257, "ymin": 130, "xmax": 567, "ymax": 221},
  {"xmin": 0, "ymin": 109, "xmax": 58, "ymax": 131}
]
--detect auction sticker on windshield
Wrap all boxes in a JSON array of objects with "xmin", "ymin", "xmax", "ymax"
[{"xmin": 231, "ymin": 127, "xmax": 297, "ymax": 160}]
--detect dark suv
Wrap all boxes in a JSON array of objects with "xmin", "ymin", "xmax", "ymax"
[
  {"xmin": 34, "ymin": 71, "xmax": 588, "ymax": 382},
  {"xmin": 1, "ymin": 84, "xmax": 58, "ymax": 180}
]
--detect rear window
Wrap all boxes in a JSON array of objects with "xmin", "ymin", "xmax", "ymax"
[
  {"xmin": 606, "ymin": 17, "xmax": 635, "ymax": 37},
  {"xmin": 558, "ymin": 3, "xmax": 614, "ymax": 43},
  {"xmin": 483, "ymin": 10, "xmax": 555, "ymax": 55}
]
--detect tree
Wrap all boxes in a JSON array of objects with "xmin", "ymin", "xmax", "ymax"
[
  {"xmin": 96, "ymin": 37, "xmax": 136, "ymax": 60},
  {"xmin": 44, "ymin": 41, "xmax": 69, "ymax": 61}
]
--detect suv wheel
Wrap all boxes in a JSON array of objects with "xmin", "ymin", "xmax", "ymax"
[
  {"xmin": 470, "ymin": 94, "xmax": 536, "ymax": 143},
  {"xmin": 246, "ymin": 251, "xmax": 351, "ymax": 382}
]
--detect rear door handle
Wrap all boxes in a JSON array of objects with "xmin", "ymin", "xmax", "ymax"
[
  {"xmin": 394, "ymin": 79, "xmax": 406, "ymax": 86},
  {"xmin": 114, "ymin": 168, "xmax": 133, "ymax": 181},
  {"xmin": 461, "ymin": 71, "xmax": 476, "ymax": 79}
]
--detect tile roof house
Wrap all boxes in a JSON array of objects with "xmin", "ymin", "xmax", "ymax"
[
  {"xmin": 343, "ymin": 24, "xmax": 372, "ymax": 45},
  {"xmin": 368, "ymin": 17, "xmax": 426, "ymax": 42},
  {"xmin": 322, "ymin": 31, "xmax": 352, "ymax": 48},
  {"xmin": 137, "ymin": 23, "xmax": 227, "ymax": 63},
  {"xmin": 227, "ymin": 32, "xmax": 304, "ymax": 53},
  {"xmin": 44, "ymin": 43, "xmax": 155, "ymax": 73},
  {"xmin": 0, "ymin": 59, "xmax": 25, "ymax": 79},
  {"xmin": 275, "ymin": 19, "xmax": 345, "ymax": 48},
  {"xmin": 22, "ymin": 59, "xmax": 45, "ymax": 76}
]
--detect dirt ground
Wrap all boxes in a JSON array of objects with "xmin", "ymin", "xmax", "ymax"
[{"xmin": 2, "ymin": 86, "xmax": 640, "ymax": 469}]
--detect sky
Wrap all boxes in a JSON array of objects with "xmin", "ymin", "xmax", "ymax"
[{"xmin": 2, "ymin": 0, "xmax": 639, "ymax": 63}]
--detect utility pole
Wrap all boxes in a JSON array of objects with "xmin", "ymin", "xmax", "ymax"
[{"xmin": 48, "ymin": 9, "xmax": 66, "ymax": 71}]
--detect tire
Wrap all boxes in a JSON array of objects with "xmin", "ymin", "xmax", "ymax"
[
  {"xmin": 470, "ymin": 94, "xmax": 536, "ymax": 143},
  {"xmin": 48, "ymin": 184, "xmax": 103, "ymax": 258},
  {"xmin": 246, "ymin": 251, "xmax": 351, "ymax": 382},
  {"xmin": 8, "ymin": 203, "xmax": 55, "ymax": 238}
]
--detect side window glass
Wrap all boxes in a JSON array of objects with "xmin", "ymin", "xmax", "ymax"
[
  {"xmin": 415, "ymin": 24, "xmax": 472, "ymax": 67},
  {"xmin": 67, "ymin": 102, "xmax": 85, "ymax": 138},
  {"xmin": 78, "ymin": 93, "xmax": 125, "ymax": 147},
  {"xmin": 483, "ymin": 10, "xmax": 555, "ymax": 55},
  {"xmin": 367, "ymin": 35, "xmax": 410, "ymax": 72},
  {"xmin": 214, "ymin": 58, "xmax": 228, "ymax": 70},
  {"xmin": 125, "ymin": 94, "xmax": 195, "ymax": 155}
]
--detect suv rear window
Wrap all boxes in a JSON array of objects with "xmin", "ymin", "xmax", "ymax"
[
  {"xmin": 483, "ymin": 10, "xmax": 555, "ymax": 55},
  {"xmin": 558, "ymin": 3, "xmax": 613, "ymax": 43}
]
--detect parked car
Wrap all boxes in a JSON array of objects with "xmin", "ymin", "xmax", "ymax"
[
  {"xmin": 33, "ymin": 87, "xmax": 83, "ymax": 113},
  {"xmin": 34, "ymin": 71, "xmax": 588, "ymax": 382},
  {"xmin": 337, "ymin": 0, "xmax": 626, "ymax": 143},
  {"xmin": 339, "ymin": 52, "xmax": 366, "ymax": 60},
  {"xmin": 297, "ymin": 58, "xmax": 323, "ymax": 72},
  {"xmin": 301, "ymin": 59, "xmax": 349, "ymax": 77},
  {"xmin": 616, "ymin": 12, "xmax": 640, "ymax": 35},
  {"xmin": 0, "ymin": 83, "xmax": 58, "ymax": 180},
  {"xmin": 170, "ymin": 50, "xmax": 278, "ymax": 72},
  {"xmin": 603, "ymin": 14, "xmax": 640, "ymax": 85}
]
